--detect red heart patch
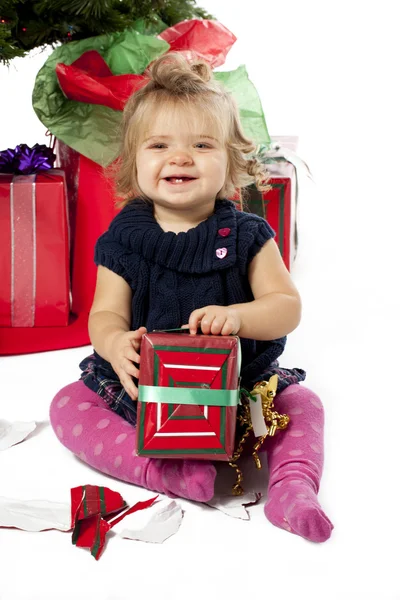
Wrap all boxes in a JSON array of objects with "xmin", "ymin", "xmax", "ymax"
[{"xmin": 218, "ymin": 228, "xmax": 231, "ymax": 237}]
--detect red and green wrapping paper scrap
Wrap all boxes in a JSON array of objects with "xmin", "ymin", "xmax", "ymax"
[
  {"xmin": 32, "ymin": 19, "xmax": 270, "ymax": 167},
  {"xmin": 71, "ymin": 485, "xmax": 158, "ymax": 560},
  {"xmin": 137, "ymin": 333, "xmax": 240, "ymax": 460},
  {"xmin": 0, "ymin": 170, "xmax": 70, "ymax": 328}
]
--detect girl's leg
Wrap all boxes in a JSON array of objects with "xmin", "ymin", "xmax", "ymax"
[
  {"xmin": 263, "ymin": 384, "xmax": 333, "ymax": 542},
  {"xmin": 49, "ymin": 381, "xmax": 216, "ymax": 502}
]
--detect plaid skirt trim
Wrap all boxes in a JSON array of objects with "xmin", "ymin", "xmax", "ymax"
[
  {"xmin": 260, "ymin": 360, "xmax": 306, "ymax": 391},
  {"xmin": 79, "ymin": 355, "xmax": 137, "ymax": 425},
  {"xmin": 79, "ymin": 355, "xmax": 306, "ymax": 428}
]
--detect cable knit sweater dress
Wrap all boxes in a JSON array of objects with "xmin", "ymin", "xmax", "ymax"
[{"xmin": 79, "ymin": 199, "xmax": 305, "ymax": 425}]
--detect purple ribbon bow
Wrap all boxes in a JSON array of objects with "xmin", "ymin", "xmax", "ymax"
[{"xmin": 0, "ymin": 143, "xmax": 56, "ymax": 175}]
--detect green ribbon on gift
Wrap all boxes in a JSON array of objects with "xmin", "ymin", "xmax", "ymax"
[{"xmin": 139, "ymin": 385, "xmax": 240, "ymax": 406}]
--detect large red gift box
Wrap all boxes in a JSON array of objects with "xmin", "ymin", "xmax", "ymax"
[
  {"xmin": 0, "ymin": 145, "xmax": 118, "ymax": 354},
  {"xmin": 136, "ymin": 332, "xmax": 241, "ymax": 460},
  {"xmin": 0, "ymin": 170, "xmax": 70, "ymax": 328},
  {"xmin": 56, "ymin": 140, "xmax": 119, "ymax": 319}
]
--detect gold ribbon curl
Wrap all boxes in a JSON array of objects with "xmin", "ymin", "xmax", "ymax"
[{"xmin": 229, "ymin": 375, "xmax": 290, "ymax": 496}]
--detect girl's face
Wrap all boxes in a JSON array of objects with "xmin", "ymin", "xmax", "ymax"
[{"xmin": 135, "ymin": 104, "xmax": 228, "ymax": 211}]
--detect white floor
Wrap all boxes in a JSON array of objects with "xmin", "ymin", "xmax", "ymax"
[
  {"xmin": 1, "ymin": 1, "xmax": 400, "ymax": 598},
  {"xmin": 1, "ymin": 168, "xmax": 399, "ymax": 600}
]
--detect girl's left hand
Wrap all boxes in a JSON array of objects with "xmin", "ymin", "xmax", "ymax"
[{"xmin": 186, "ymin": 305, "xmax": 241, "ymax": 336}]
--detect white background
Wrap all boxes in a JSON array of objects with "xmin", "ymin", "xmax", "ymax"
[{"xmin": 1, "ymin": 1, "xmax": 399, "ymax": 599}]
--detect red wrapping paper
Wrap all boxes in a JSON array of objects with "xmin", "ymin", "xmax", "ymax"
[
  {"xmin": 70, "ymin": 485, "xmax": 158, "ymax": 559},
  {"xmin": 0, "ymin": 170, "xmax": 70, "ymax": 329},
  {"xmin": 54, "ymin": 20, "xmax": 237, "ymax": 109},
  {"xmin": 158, "ymin": 19, "xmax": 236, "ymax": 68},
  {"xmin": 137, "ymin": 333, "xmax": 240, "ymax": 460},
  {"xmin": 55, "ymin": 50, "xmax": 147, "ymax": 111}
]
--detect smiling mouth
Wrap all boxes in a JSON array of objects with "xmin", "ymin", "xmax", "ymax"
[{"xmin": 163, "ymin": 177, "xmax": 197, "ymax": 184}]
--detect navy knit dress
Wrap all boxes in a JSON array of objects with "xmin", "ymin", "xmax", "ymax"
[{"xmin": 80, "ymin": 199, "xmax": 305, "ymax": 425}]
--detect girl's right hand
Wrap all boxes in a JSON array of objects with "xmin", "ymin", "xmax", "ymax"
[{"xmin": 109, "ymin": 327, "xmax": 147, "ymax": 401}]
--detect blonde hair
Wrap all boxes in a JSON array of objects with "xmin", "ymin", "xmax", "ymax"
[{"xmin": 113, "ymin": 52, "xmax": 271, "ymax": 208}]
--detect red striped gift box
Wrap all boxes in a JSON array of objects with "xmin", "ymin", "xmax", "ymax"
[
  {"xmin": 137, "ymin": 332, "xmax": 240, "ymax": 460},
  {"xmin": 232, "ymin": 161, "xmax": 296, "ymax": 272},
  {"xmin": 231, "ymin": 137, "xmax": 300, "ymax": 272},
  {"xmin": 0, "ymin": 170, "xmax": 70, "ymax": 328}
]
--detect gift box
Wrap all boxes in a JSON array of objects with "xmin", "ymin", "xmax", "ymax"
[
  {"xmin": 0, "ymin": 145, "xmax": 118, "ymax": 354},
  {"xmin": 0, "ymin": 170, "xmax": 70, "ymax": 327},
  {"xmin": 136, "ymin": 332, "xmax": 241, "ymax": 460},
  {"xmin": 56, "ymin": 140, "xmax": 118, "ymax": 318},
  {"xmin": 247, "ymin": 161, "xmax": 296, "ymax": 271},
  {"xmin": 234, "ymin": 136, "xmax": 300, "ymax": 271}
]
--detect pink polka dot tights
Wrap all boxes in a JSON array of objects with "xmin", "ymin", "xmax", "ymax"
[
  {"xmin": 49, "ymin": 381, "xmax": 333, "ymax": 542},
  {"xmin": 262, "ymin": 384, "xmax": 333, "ymax": 542},
  {"xmin": 50, "ymin": 381, "xmax": 216, "ymax": 503}
]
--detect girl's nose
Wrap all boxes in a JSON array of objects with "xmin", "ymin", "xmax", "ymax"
[{"xmin": 168, "ymin": 151, "xmax": 194, "ymax": 166}]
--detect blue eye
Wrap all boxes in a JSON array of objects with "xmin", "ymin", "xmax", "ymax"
[
  {"xmin": 150, "ymin": 143, "xmax": 167, "ymax": 149},
  {"xmin": 195, "ymin": 143, "xmax": 211, "ymax": 149}
]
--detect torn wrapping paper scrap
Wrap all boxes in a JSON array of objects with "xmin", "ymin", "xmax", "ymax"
[
  {"xmin": 116, "ymin": 500, "xmax": 183, "ymax": 543},
  {"xmin": 206, "ymin": 492, "xmax": 262, "ymax": 520},
  {"xmin": 70, "ymin": 484, "xmax": 127, "ymax": 560},
  {"xmin": 70, "ymin": 485, "xmax": 158, "ymax": 559},
  {"xmin": 0, "ymin": 485, "xmax": 127, "ymax": 535},
  {"xmin": 0, "ymin": 485, "xmax": 160, "ymax": 560},
  {"xmin": 0, "ymin": 496, "xmax": 71, "ymax": 531},
  {"xmin": 70, "ymin": 484, "xmax": 126, "ymax": 524},
  {"xmin": 0, "ymin": 419, "xmax": 36, "ymax": 451}
]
